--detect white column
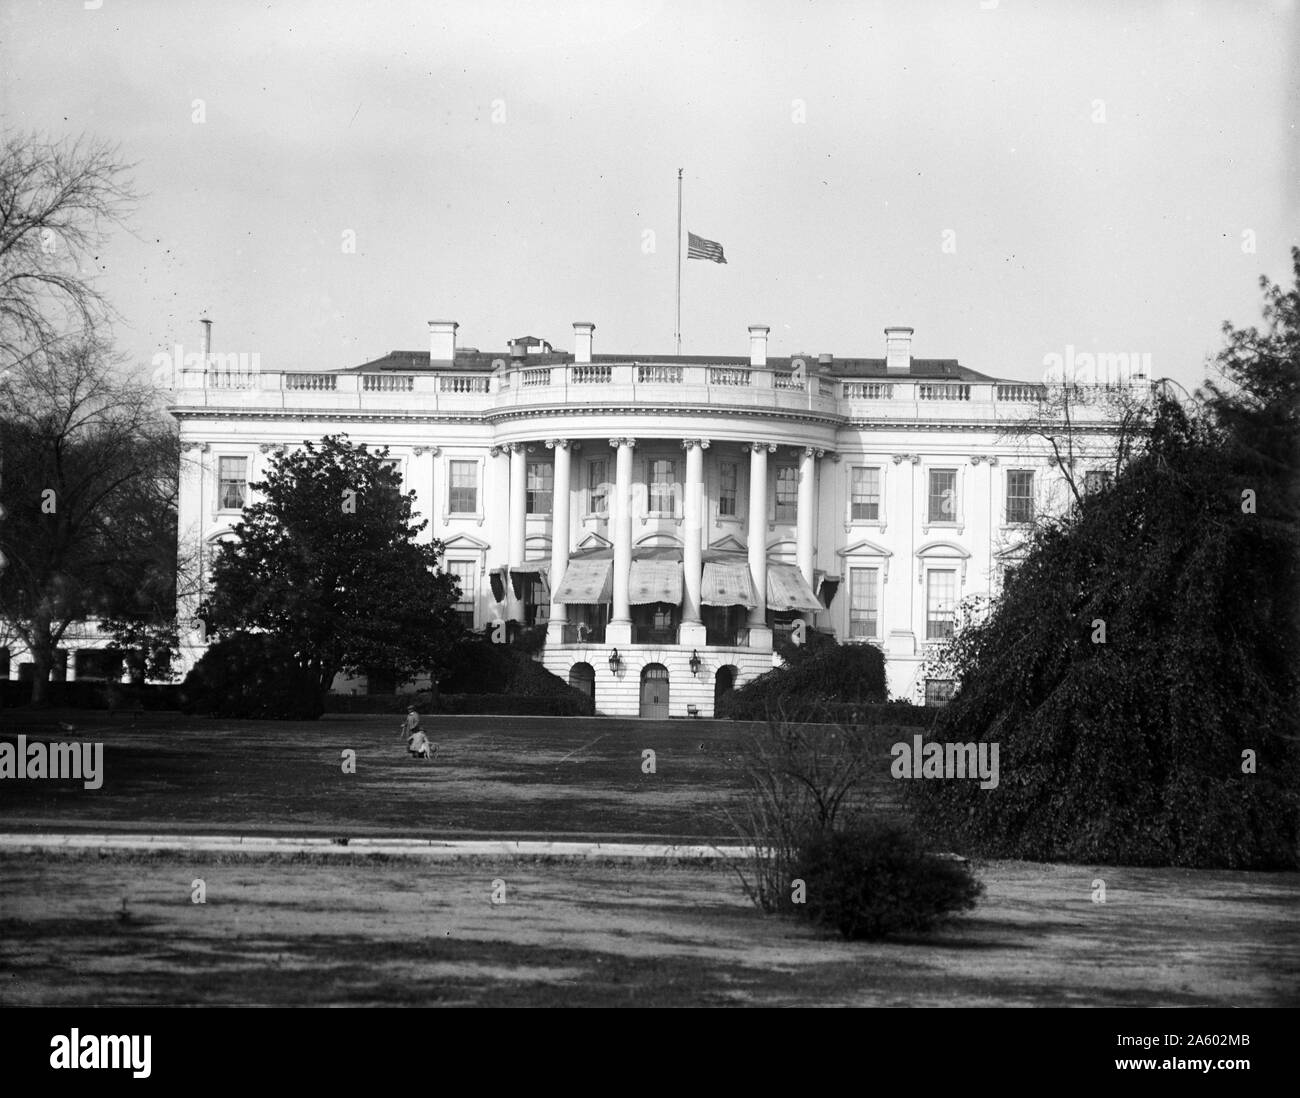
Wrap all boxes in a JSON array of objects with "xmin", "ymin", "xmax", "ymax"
[
  {"xmin": 507, "ymin": 442, "xmax": 527, "ymax": 621},
  {"xmin": 797, "ymin": 446, "xmax": 819, "ymax": 625},
  {"xmin": 546, "ymin": 439, "xmax": 572, "ymax": 644},
  {"xmin": 747, "ymin": 441, "xmax": 773, "ymax": 649},
  {"xmin": 679, "ymin": 438, "xmax": 708, "ymax": 646},
  {"xmin": 607, "ymin": 437, "xmax": 635, "ymax": 645}
]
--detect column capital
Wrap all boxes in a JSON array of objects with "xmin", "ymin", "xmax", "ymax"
[
  {"xmin": 970, "ymin": 455, "xmax": 983, "ymax": 465},
  {"xmin": 489, "ymin": 445, "xmax": 503, "ymax": 458},
  {"xmin": 749, "ymin": 441, "xmax": 777, "ymax": 453},
  {"xmin": 891, "ymin": 453, "xmax": 906, "ymax": 464},
  {"xmin": 544, "ymin": 439, "xmax": 571, "ymax": 451},
  {"xmin": 413, "ymin": 445, "xmax": 439, "ymax": 457},
  {"xmin": 909, "ymin": 454, "xmax": 921, "ymax": 465},
  {"xmin": 680, "ymin": 438, "xmax": 711, "ymax": 451},
  {"xmin": 986, "ymin": 456, "xmax": 999, "ymax": 466},
  {"xmin": 802, "ymin": 446, "xmax": 826, "ymax": 459},
  {"xmin": 608, "ymin": 437, "xmax": 637, "ymax": 449}
]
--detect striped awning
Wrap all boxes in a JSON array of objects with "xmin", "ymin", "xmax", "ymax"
[
  {"xmin": 767, "ymin": 562, "xmax": 822, "ymax": 612},
  {"xmin": 509, "ymin": 564, "xmax": 548, "ymax": 600},
  {"xmin": 628, "ymin": 559, "xmax": 683, "ymax": 605},
  {"xmin": 701, "ymin": 560, "xmax": 758, "ymax": 609},
  {"xmin": 552, "ymin": 558, "xmax": 613, "ymax": 605}
]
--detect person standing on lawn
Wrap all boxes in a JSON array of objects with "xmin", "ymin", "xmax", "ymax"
[{"xmin": 402, "ymin": 706, "xmax": 436, "ymax": 760}]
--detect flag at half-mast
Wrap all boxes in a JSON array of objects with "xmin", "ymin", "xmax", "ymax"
[{"xmin": 687, "ymin": 232, "xmax": 727, "ymax": 264}]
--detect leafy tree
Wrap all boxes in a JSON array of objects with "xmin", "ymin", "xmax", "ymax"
[
  {"xmin": 0, "ymin": 337, "xmax": 178, "ymax": 703},
  {"xmin": 203, "ymin": 434, "xmax": 463, "ymax": 704},
  {"xmin": 911, "ymin": 251, "xmax": 1300, "ymax": 869}
]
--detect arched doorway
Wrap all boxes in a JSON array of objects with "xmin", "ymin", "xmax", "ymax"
[
  {"xmin": 714, "ymin": 664, "xmax": 738, "ymax": 711},
  {"xmin": 639, "ymin": 663, "xmax": 669, "ymax": 718},
  {"xmin": 568, "ymin": 661, "xmax": 595, "ymax": 699}
]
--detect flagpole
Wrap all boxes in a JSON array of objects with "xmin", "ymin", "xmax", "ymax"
[{"xmin": 675, "ymin": 168, "xmax": 683, "ymax": 356}]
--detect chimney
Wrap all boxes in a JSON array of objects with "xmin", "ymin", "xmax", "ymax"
[
  {"xmin": 573, "ymin": 322, "xmax": 595, "ymax": 365},
  {"xmin": 748, "ymin": 325, "xmax": 769, "ymax": 367},
  {"xmin": 200, "ymin": 317, "xmax": 212, "ymax": 366},
  {"xmin": 428, "ymin": 320, "xmax": 458, "ymax": 365},
  {"xmin": 817, "ymin": 352, "xmax": 833, "ymax": 371},
  {"xmin": 885, "ymin": 326, "xmax": 914, "ymax": 375}
]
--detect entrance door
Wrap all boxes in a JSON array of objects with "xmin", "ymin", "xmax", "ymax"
[{"xmin": 639, "ymin": 664, "xmax": 669, "ymax": 718}]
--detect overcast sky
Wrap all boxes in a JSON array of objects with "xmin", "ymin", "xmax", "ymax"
[{"xmin": 2, "ymin": 0, "xmax": 1296, "ymax": 391}]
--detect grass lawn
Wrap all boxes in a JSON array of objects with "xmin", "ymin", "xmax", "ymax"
[
  {"xmin": 2, "ymin": 708, "xmax": 1296, "ymax": 1008},
  {"xmin": 1, "ymin": 850, "xmax": 1296, "ymax": 1007},
  {"xmin": 0, "ymin": 710, "xmax": 777, "ymax": 841}
]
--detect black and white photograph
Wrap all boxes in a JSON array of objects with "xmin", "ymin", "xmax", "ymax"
[{"xmin": 0, "ymin": 0, "xmax": 1296, "ymax": 1074}]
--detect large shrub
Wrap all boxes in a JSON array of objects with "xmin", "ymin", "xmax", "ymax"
[
  {"xmin": 437, "ymin": 635, "xmax": 594, "ymax": 715},
  {"xmin": 718, "ymin": 640, "xmax": 887, "ymax": 721},
  {"xmin": 794, "ymin": 820, "xmax": 984, "ymax": 940},
  {"xmin": 724, "ymin": 717, "xmax": 877, "ymax": 914},
  {"xmin": 179, "ymin": 633, "xmax": 324, "ymax": 720}
]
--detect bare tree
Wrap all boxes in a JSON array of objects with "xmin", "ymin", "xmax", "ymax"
[
  {"xmin": 1000, "ymin": 382, "xmax": 1153, "ymax": 509},
  {"xmin": 0, "ymin": 132, "xmax": 136, "ymax": 372},
  {"xmin": 0, "ymin": 337, "xmax": 179, "ymax": 703}
]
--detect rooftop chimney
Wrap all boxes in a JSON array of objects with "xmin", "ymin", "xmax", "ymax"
[
  {"xmin": 200, "ymin": 317, "xmax": 212, "ymax": 365},
  {"xmin": 885, "ymin": 326, "xmax": 914, "ymax": 375},
  {"xmin": 748, "ymin": 325, "xmax": 769, "ymax": 367},
  {"xmin": 817, "ymin": 352, "xmax": 834, "ymax": 370},
  {"xmin": 428, "ymin": 320, "xmax": 458, "ymax": 365},
  {"xmin": 573, "ymin": 322, "xmax": 595, "ymax": 365}
]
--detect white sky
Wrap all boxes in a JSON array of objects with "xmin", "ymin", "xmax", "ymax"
[{"xmin": 2, "ymin": 0, "xmax": 1296, "ymax": 390}]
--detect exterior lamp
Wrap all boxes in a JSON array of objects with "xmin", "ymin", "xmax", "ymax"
[
  {"xmin": 689, "ymin": 650, "xmax": 702, "ymax": 676},
  {"xmin": 608, "ymin": 649, "xmax": 622, "ymax": 674}
]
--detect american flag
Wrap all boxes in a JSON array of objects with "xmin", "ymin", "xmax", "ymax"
[{"xmin": 687, "ymin": 232, "xmax": 727, "ymax": 264}]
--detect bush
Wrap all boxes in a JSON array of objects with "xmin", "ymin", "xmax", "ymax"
[
  {"xmin": 794, "ymin": 820, "xmax": 984, "ymax": 940},
  {"xmin": 180, "ymin": 633, "xmax": 324, "ymax": 720},
  {"xmin": 724, "ymin": 717, "xmax": 877, "ymax": 914},
  {"xmin": 435, "ymin": 635, "xmax": 593, "ymax": 715},
  {"xmin": 718, "ymin": 640, "xmax": 888, "ymax": 721}
]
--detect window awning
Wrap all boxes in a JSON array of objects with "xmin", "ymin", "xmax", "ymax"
[
  {"xmin": 701, "ymin": 560, "xmax": 758, "ymax": 609},
  {"xmin": 628, "ymin": 559, "xmax": 683, "ymax": 605},
  {"xmin": 767, "ymin": 562, "xmax": 822, "ymax": 612},
  {"xmin": 552, "ymin": 558, "xmax": 613, "ymax": 605},
  {"xmin": 509, "ymin": 564, "xmax": 548, "ymax": 600},
  {"xmin": 489, "ymin": 566, "xmax": 508, "ymax": 603}
]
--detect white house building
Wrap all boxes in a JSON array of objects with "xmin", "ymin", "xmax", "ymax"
[{"xmin": 164, "ymin": 318, "xmax": 1143, "ymax": 718}]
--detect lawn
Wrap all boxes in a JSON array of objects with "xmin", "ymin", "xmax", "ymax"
[
  {"xmin": 1, "ymin": 850, "xmax": 1296, "ymax": 1007},
  {"xmin": 0, "ymin": 709, "xmax": 907, "ymax": 840},
  {"xmin": 0, "ymin": 710, "xmax": 765, "ymax": 841},
  {"xmin": 2, "ymin": 707, "xmax": 1295, "ymax": 1009}
]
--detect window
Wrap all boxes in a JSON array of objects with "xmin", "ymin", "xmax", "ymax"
[
  {"xmin": 376, "ymin": 458, "xmax": 403, "ymax": 508},
  {"xmin": 926, "ymin": 569, "xmax": 957, "ymax": 640},
  {"xmin": 925, "ymin": 679, "xmax": 956, "ymax": 707},
  {"xmin": 774, "ymin": 464, "xmax": 798, "ymax": 522},
  {"xmin": 1006, "ymin": 470, "xmax": 1035, "ymax": 525},
  {"xmin": 448, "ymin": 460, "xmax": 477, "ymax": 514},
  {"xmin": 928, "ymin": 469, "xmax": 957, "ymax": 523},
  {"xmin": 448, "ymin": 561, "xmax": 476, "ymax": 628},
  {"xmin": 588, "ymin": 460, "xmax": 607, "ymax": 514},
  {"xmin": 648, "ymin": 459, "xmax": 677, "ymax": 514},
  {"xmin": 850, "ymin": 467, "xmax": 880, "ymax": 522},
  {"xmin": 218, "ymin": 457, "xmax": 247, "ymax": 511},
  {"xmin": 526, "ymin": 462, "xmax": 553, "ymax": 515},
  {"xmin": 848, "ymin": 567, "xmax": 879, "ymax": 639},
  {"xmin": 523, "ymin": 576, "xmax": 548, "ymax": 626},
  {"xmin": 1084, "ymin": 470, "xmax": 1112, "ymax": 494},
  {"xmin": 718, "ymin": 461, "xmax": 738, "ymax": 518}
]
